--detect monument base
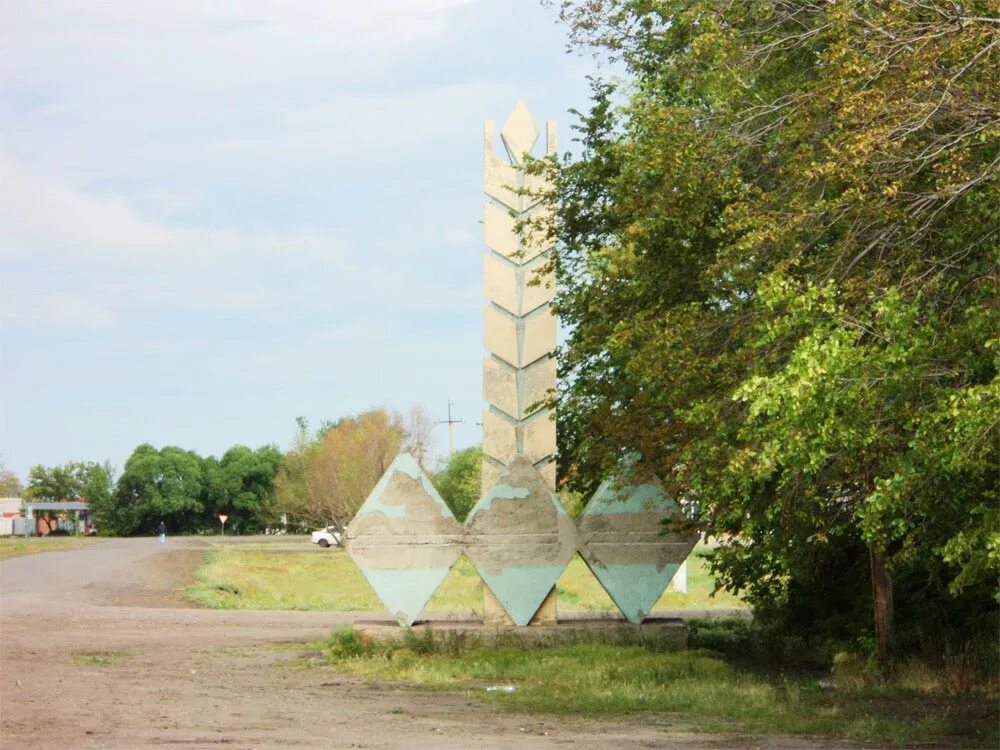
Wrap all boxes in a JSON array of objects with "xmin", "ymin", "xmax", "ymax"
[
  {"xmin": 483, "ymin": 586, "xmax": 558, "ymax": 626},
  {"xmin": 353, "ymin": 613, "xmax": 688, "ymax": 651}
]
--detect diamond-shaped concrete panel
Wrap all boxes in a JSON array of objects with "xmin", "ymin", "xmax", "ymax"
[
  {"xmin": 578, "ymin": 473, "xmax": 698, "ymax": 623},
  {"xmin": 522, "ymin": 410, "xmax": 556, "ymax": 464},
  {"xmin": 521, "ymin": 261, "xmax": 555, "ymax": 315},
  {"xmin": 484, "ymin": 202, "xmax": 520, "ymax": 259},
  {"xmin": 522, "ymin": 356, "xmax": 556, "ymax": 417},
  {"xmin": 464, "ymin": 455, "xmax": 577, "ymax": 625},
  {"xmin": 345, "ymin": 453, "xmax": 462, "ymax": 626}
]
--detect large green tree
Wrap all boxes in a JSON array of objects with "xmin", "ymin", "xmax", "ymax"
[
  {"xmin": 202, "ymin": 445, "xmax": 283, "ymax": 533},
  {"xmin": 80, "ymin": 462, "xmax": 115, "ymax": 533},
  {"xmin": 541, "ymin": 0, "xmax": 999, "ymax": 663},
  {"xmin": 113, "ymin": 445, "xmax": 205, "ymax": 535}
]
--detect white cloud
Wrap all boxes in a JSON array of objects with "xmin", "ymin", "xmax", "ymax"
[
  {"xmin": 1, "ymin": 1, "xmax": 480, "ymax": 94},
  {"xmin": 0, "ymin": 148, "xmax": 481, "ymax": 333},
  {"xmin": 0, "ymin": 0, "xmax": 589, "ymax": 480}
]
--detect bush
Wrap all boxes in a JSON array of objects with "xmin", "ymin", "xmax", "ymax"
[{"xmin": 687, "ymin": 617, "xmax": 838, "ymax": 671}]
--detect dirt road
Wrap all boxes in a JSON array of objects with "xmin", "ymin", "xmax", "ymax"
[{"xmin": 0, "ymin": 538, "xmax": 857, "ymax": 749}]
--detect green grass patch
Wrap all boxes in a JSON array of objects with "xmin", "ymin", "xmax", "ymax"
[
  {"xmin": 71, "ymin": 650, "xmax": 129, "ymax": 666},
  {"xmin": 185, "ymin": 549, "xmax": 381, "ymax": 610},
  {"xmin": 319, "ymin": 629, "xmax": 997, "ymax": 747},
  {"xmin": 0, "ymin": 536, "xmax": 97, "ymax": 559},
  {"xmin": 185, "ymin": 547, "xmax": 744, "ymax": 613},
  {"xmin": 555, "ymin": 552, "xmax": 745, "ymax": 611}
]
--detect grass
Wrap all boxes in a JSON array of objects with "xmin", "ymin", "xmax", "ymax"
[
  {"xmin": 71, "ymin": 650, "xmax": 129, "ymax": 666},
  {"xmin": 184, "ymin": 546, "xmax": 744, "ymax": 613},
  {"xmin": 185, "ymin": 548, "xmax": 378, "ymax": 610},
  {"xmin": 315, "ymin": 629, "xmax": 998, "ymax": 748},
  {"xmin": 0, "ymin": 536, "xmax": 98, "ymax": 559}
]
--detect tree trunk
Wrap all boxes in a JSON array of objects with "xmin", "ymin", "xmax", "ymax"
[{"xmin": 868, "ymin": 545, "xmax": 894, "ymax": 673}]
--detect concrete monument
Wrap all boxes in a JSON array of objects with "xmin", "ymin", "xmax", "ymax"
[{"xmin": 344, "ymin": 103, "xmax": 697, "ymax": 628}]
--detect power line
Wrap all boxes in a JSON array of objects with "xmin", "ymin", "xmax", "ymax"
[{"xmin": 436, "ymin": 400, "xmax": 464, "ymax": 456}]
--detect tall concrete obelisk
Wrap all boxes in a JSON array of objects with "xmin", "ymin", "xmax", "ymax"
[
  {"xmin": 481, "ymin": 102, "xmax": 557, "ymax": 492},
  {"xmin": 481, "ymin": 102, "xmax": 559, "ymax": 624}
]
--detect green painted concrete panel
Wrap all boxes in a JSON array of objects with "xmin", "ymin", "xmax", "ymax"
[
  {"xmin": 587, "ymin": 562, "xmax": 679, "ymax": 624},
  {"xmin": 362, "ymin": 567, "xmax": 452, "ymax": 627},
  {"xmin": 586, "ymin": 476, "xmax": 680, "ymax": 516},
  {"xmin": 357, "ymin": 452, "xmax": 456, "ymax": 520},
  {"xmin": 478, "ymin": 565, "xmax": 567, "ymax": 626},
  {"xmin": 467, "ymin": 481, "xmax": 531, "ymax": 515}
]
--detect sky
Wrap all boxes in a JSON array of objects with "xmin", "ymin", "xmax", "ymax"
[{"xmin": 0, "ymin": 1, "xmax": 602, "ymax": 481}]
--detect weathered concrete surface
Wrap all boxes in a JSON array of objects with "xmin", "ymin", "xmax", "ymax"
[
  {"xmin": 579, "ymin": 473, "xmax": 699, "ymax": 624},
  {"xmin": 356, "ymin": 616, "xmax": 689, "ymax": 651},
  {"xmin": 522, "ymin": 410, "xmax": 557, "ymax": 464},
  {"xmin": 346, "ymin": 453, "xmax": 463, "ymax": 627},
  {"xmin": 464, "ymin": 457, "xmax": 577, "ymax": 626},
  {"xmin": 483, "ymin": 356, "xmax": 519, "ymax": 418},
  {"xmin": 482, "ymin": 101, "xmax": 557, "ymax": 500},
  {"xmin": 521, "ymin": 306, "xmax": 557, "ymax": 366},
  {"xmin": 482, "ymin": 409, "xmax": 518, "ymax": 465}
]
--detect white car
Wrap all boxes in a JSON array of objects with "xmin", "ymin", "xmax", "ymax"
[{"xmin": 310, "ymin": 526, "xmax": 342, "ymax": 548}]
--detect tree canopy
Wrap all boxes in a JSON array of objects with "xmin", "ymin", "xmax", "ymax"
[
  {"xmin": 202, "ymin": 445, "xmax": 283, "ymax": 533},
  {"xmin": 433, "ymin": 446, "xmax": 483, "ymax": 522},
  {"xmin": 0, "ymin": 462, "xmax": 23, "ymax": 497},
  {"xmin": 539, "ymin": 0, "xmax": 999, "ymax": 661},
  {"xmin": 273, "ymin": 409, "xmax": 414, "ymax": 531}
]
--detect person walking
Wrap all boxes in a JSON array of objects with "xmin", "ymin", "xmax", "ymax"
[{"xmin": 157, "ymin": 520, "xmax": 166, "ymax": 544}]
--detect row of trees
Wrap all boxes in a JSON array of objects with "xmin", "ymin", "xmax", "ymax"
[
  {"xmin": 14, "ymin": 406, "xmax": 479, "ymax": 538},
  {"xmin": 534, "ymin": 0, "xmax": 998, "ymax": 662},
  {"xmin": 22, "ymin": 448, "xmax": 282, "ymax": 536}
]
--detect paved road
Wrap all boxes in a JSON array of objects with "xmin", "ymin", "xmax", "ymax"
[{"xmin": 0, "ymin": 538, "xmax": 857, "ymax": 750}]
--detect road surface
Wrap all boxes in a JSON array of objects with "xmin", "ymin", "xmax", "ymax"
[{"xmin": 0, "ymin": 537, "xmax": 857, "ymax": 749}]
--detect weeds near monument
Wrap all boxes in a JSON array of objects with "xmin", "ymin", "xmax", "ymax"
[{"xmin": 317, "ymin": 630, "xmax": 997, "ymax": 747}]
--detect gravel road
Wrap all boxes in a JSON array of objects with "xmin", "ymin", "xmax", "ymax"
[{"xmin": 0, "ymin": 537, "xmax": 858, "ymax": 749}]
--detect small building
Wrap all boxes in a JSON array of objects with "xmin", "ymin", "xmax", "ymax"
[
  {"xmin": 0, "ymin": 497, "xmax": 23, "ymax": 536},
  {"xmin": 21, "ymin": 501, "xmax": 92, "ymax": 536}
]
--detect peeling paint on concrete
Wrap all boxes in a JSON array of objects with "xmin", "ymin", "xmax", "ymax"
[
  {"xmin": 344, "ymin": 451, "xmax": 697, "ymax": 626},
  {"xmin": 585, "ymin": 562, "xmax": 681, "ymax": 624},
  {"xmin": 345, "ymin": 453, "xmax": 462, "ymax": 627},
  {"xmin": 464, "ymin": 456, "xmax": 576, "ymax": 625},
  {"xmin": 577, "ymin": 466, "xmax": 698, "ymax": 623},
  {"xmin": 478, "ymin": 565, "xmax": 568, "ymax": 626}
]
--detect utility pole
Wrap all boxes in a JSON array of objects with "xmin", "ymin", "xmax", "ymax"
[{"xmin": 437, "ymin": 400, "xmax": 464, "ymax": 456}]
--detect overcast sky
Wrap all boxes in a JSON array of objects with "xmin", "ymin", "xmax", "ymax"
[{"xmin": 0, "ymin": 1, "xmax": 600, "ymax": 481}]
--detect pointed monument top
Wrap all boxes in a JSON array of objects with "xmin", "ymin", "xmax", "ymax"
[{"xmin": 500, "ymin": 101, "xmax": 539, "ymax": 164}]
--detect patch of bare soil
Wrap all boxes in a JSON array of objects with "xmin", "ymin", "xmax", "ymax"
[
  {"xmin": 99, "ymin": 548, "xmax": 206, "ymax": 608},
  {"xmin": 0, "ymin": 539, "xmax": 863, "ymax": 750}
]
